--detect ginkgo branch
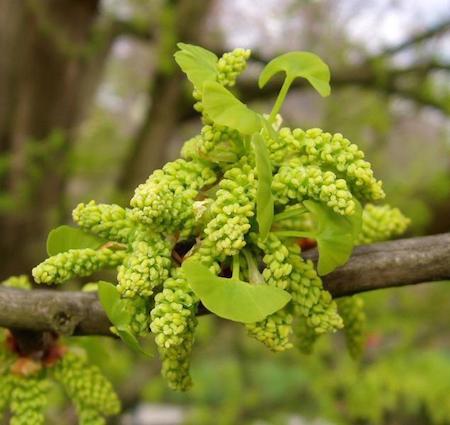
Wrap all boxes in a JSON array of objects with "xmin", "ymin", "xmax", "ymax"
[{"xmin": 0, "ymin": 233, "xmax": 449, "ymax": 337}]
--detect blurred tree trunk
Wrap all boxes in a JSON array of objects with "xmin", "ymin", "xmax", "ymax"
[
  {"xmin": 0, "ymin": 0, "xmax": 111, "ymax": 278},
  {"xmin": 116, "ymin": 0, "xmax": 212, "ymax": 194}
]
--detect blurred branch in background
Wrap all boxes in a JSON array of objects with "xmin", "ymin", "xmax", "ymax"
[{"xmin": 115, "ymin": 0, "xmax": 214, "ymax": 193}]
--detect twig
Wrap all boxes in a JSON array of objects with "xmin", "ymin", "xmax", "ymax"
[{"xmin": 0, "ymin": 234, "xmax": 449, "ymax": 337}]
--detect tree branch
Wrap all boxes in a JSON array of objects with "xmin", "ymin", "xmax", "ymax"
[
  {"xmin": 110, "ymin": 19, "xmax": 155, "ymax": 41},
  {"xmin": 235, "ymin": 60, "xmax": 450, "ymax": 115},
  {"xmin": 0, "ymin": 234, "xmax": 449, "ymax": 337},
  {"xmin": 374, "ymin": 19, "xmax": 450, "ymax": 58}
]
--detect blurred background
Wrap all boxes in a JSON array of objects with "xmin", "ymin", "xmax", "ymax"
[{"xmin": 0, "ymin": 0, "xmax": 449, "ymax": 424}]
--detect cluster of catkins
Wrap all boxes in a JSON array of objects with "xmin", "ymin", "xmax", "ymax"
[
  {"xmin": 32, "ymin": 47, "xmax": 410, "ymax": 391},
  {"xmin": 0, "ymin": 277, "xmax": 120, "ymax": 425}
]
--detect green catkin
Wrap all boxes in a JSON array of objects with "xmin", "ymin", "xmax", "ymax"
[
  {"xmin": 247, "ymin": 310, "xmax": 294, "ymax": 352},
  {"xmin": 181, "ymin": 124, "xmax": 243, "ymax": 164},
  {"xmin": 1, "ymin": 275, "xmax": 32, "ymax": 289},
  {"xmin": 193, "ymin": 48, "xmax": 251, "ymax": 114},
  {"xmin": 116, "ymin": 237, "xmax": 172, "ymax": 298},
  {"xmin": 150, "ymin": 240, "xmax": 221, "ymax": 390},
  {"xmin": 130, "ymin": 158, "xmax": 216, "ymax": 234},
  {"xmin": 204, "ymin": 158, "xmax": 256, "ymax": 256},
  {"xmin": 53, "ymin": 352, "xmax": 120, "ymax": 421},
  {"xmin": 27, "ymin": 45, "xmax": 397, "ymax": 395},
  {"xmin": 0, "ymin": 374, "xmax": 12, "ymax": 415},
  {"xmin": 79, "ymin": 408, "xmax": 106, "ymax": 425},
  {"xmin": 150, "ymin": 267, "xmax": 198, "ymax": 390},
  {"xmin": 246, "ymin": 234, "xmax": 293, "ymax": 351},
  {"xmin": 357, "ymin": 203, "xmax": 410, "ymax": 244},
  {"xmin": 338, "ymin": 296, "xmax": 366, "ymax": 359},
  {"xmin": 288, "ymin": 244, "xmax": 343, "ymax": 334},
  {"xmin": 9, "ymin": 375, "xmax": 48, "ymax": 425},
  {"xmin": 273, "ymin": 128, "xmax": 384, "ymax": 201},
  {"xmin": 32, "ymin": 248, "xmax": 126, "ymax": 285},
  {"xmin": 272, "ymin": 160, "xmax": 355, "ymax": 216},
  {"xmin": 72, "ymin": 201, "xmax": 136, "ymax": 243},
  {"xmin": 217, "ymin": 48, "xmax": 251, "ymax": 87},
  {"xmin": 121, "ymin": 296, "xmax": 151, "ymax": 337}
]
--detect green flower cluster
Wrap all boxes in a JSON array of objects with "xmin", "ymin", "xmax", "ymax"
[
  {"xmin": 52, "ymin": 351, "xmax": 120, "ymax": 424},
  {"xmin": 288, "ymin": 245, "xmax": 343, "ymax": 335},
  {"xmin": 272, "ymin": 160, "xmax": 356, "ymax": 216},
  {"xmin": 181, "ymin": 124, "xmax": 242, "ymax": 164},
  {"xmin": 0, "ymin": 341, "xmax": 120, "ymax": 425},
  {"xmin": 338, "ymin": 296, "xmax": 366, "ymax": 360},
  {"xmin": 9, "ymin": 374, "xmax": 48, "ymax": 425},
  {"xmin": 357, "ymin": 203, "xmax": 410, "ymax": 244},
  {"xmin": 150, "ymin": 268, "xmax": 197, "ymax": 390},
  {"xmin": 122, "ymin": 296, "xmax": 151, "ymax": 337},
  {"xmin": 270, "ymin": 128, "xmax": 384, "ymax": 201},
  {"xmin": 117, "ymin": 237, "xmax": 172, "ymax": 298},
  {"xmin": 0, "ymin": 374, "xmax": 12, "ymax": 416},
  {"xmin": 32, "ymin": 248, "xmax": 125, "ymax": 285},
  {"xmin": 150, "ymin": 240, "xmax": 221, "ymax": 390},
  {"xmin": 130, "ymin": 158, "xmax": 216, "ymax": 234},
  {"xmin": 1, "ymin": 275, "xmax": 31, "ymax": 290},
  {"xmin": 246, "ymin": 234, "xmax": 293, "ymax": 351},
  {"xmin": 204, "ymin": 158, "xmax": 256, "ymax": 256},
  {"xmin": 193, "ymin": 48, "xmax": 251, "ymax": 114},
  {"xmin": 29, "ymin": 44, "xmax": 410, "ymax": 396},
  {"xmin": 73, "ymin": 201, "xmax": 136, "ymax": 243},
  {"xmin": 217, "ymin": 48, "xmax": 251, "ymax": 87}
]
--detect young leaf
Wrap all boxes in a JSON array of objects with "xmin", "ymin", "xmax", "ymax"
[
  {"xmin": 98, "ymin": 282, "xmax": 153, "ymax": 356},
  {"xmin": 97, "ymin": 281, "xmax": 130, "ymax": 327},
  {"xmin": 202, "ymin": 81, "xmax": 262, "ymax": 134},
  {"xmin": 46, "ymin": 225, "xmax": 105, "ymax": 256},
  {"xmin": 116, "ymin": 326, "xmax": 153, "ymax": 357},
  {"xmin": 174, "ymin": 43, "xmax": 218, "ymax": 90},
  {"xmin": 182, "ymin": 260, "xmax": 291, "ymax": 323},
  {"xmin": 259, "ymin": 51, "xmax": 331, "ymax": 96},
  {"xmin": 259, "ymin": 51, "xmax": 330, "ymax": 121},
  {"xmin": 303, "ymin": 201, "xmax": 354, "ymax": 276},
  {"xmin": 252, "ymin": 133, "xmax": 274, "ymax": 240}
]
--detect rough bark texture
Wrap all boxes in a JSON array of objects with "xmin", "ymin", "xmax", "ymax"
[
  {"xmin": 0, "ymin": 0, "xmax": 112, "ymax": 278},
  {"xmin": 0, "ymin": 233, "xmax": 448, "ymax": 337},
  {"xmin": 305, "ymin": 232, "xmax": 450, "ymax": 296},
  {"xmin": 0, "ymin": 287, "xmax": 110, "ymax": 336}
]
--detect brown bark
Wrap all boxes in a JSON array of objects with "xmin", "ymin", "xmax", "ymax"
[
  {"xmin": 0, "ymin": 0, "xmax": 114, "ymax": 278},
  {"xmin": 0, "ymin": 233, "xmax": 448, "ymax": 337}
]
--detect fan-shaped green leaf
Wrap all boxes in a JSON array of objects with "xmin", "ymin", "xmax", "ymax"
[
  {"xmin": 182, "ymin": 260, "xmax": 291, "ymax": 323},
  {"xmin": 303, "ymin": 201, "xmax": 354, "ymax": 275},
  {"xmin": 202, "ymin": 81, "xmax": 262, "ymax": 134},
  {"xmin": 259, "ymin": 51, "xmax": 331, "ymax": 97},
  {"xmin": 174, "ymin": 43, "xmax": 218, "ymax": 90}
]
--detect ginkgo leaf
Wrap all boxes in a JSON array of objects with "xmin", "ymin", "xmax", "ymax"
[
  {"xmin": 202, "ymin": 81, "xmax": 262, "ymax": 134},
  {"xmin": 174, "ymin": 43, "xmax": 218, "ymax": 90},
  {"xmin": 303, "ymin": 201, "xmax": 355, "ymax": 275},
  {"xmin": 259, "ymin": 51, "xmax": 331, "ymax": 97},
  {"xmin": 182, "ymin": 260, "xmax": 291, "ymax": 323},
  {"xmin": 97, "ymin": 281, "xmax": 130, "ymax": 327}
]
